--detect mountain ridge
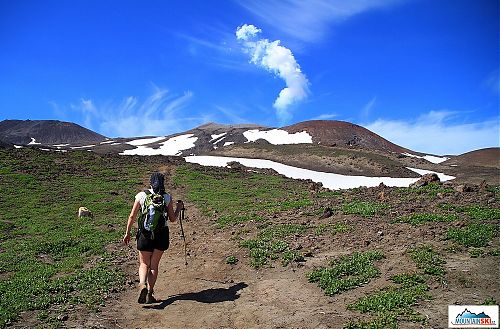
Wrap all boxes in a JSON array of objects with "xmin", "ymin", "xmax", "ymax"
[
  {"xmin": 1, "ymin": 119, "xmax": 499, "ymax": 184},
  {"xmin": 0, "ymin": 119, "xmax": 107, "ymax": 145}
]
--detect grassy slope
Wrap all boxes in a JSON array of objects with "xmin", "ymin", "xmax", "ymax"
[
  {"xmin": 173, "ymin": 164, "xmax": 500, "ymax": 328},
  {"xmin": 0, "ymin": 148, "xmax": 159, "ymax": 327},
  {"xmin": 1, "ymin": 148, "xmax": 499, "ymax": 328}
]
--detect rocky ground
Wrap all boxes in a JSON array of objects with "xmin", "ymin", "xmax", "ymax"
[
  {"xmin": 66, "ymin": 164, "xmax": 498, "ymax": 329},
  {"xmin": 3, "ymin": 146, "xmax": 498, "ymax": 329}
]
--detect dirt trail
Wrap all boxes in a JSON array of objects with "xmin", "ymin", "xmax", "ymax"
[
  {"xmin": 77, "ymin": 169, "xmax": 498, "ymax": 329},
  {"xmin": 99, "ymin": 198, "xmax": 314, "ymax": 328},
  {"xmin": 91, "ymin": 179, "xmax": 348, "ymax": 329},
  {"xmin": 97, "ymin": 204, "xmax": 404, "ymax": 328}
]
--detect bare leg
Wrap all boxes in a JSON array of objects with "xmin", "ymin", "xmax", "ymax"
[
  {"xmin": 137, "ymin": 251, "xmax": 153, "ymax": 303},
  {"xmin": 138, "ymin": 251, "xmax": 153, "ymax": 285},
  {"xmin": 147, "ymin": 249, "xmax": 164, "ymax": 292}
]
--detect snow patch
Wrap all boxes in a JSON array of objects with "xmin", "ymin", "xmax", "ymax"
[
  {"xmin": 185, "ymin": 155, "xmax": 455, "ymax": 190},
  {"xmin": 121, "ymin": 134, "xmax": 198, "ymax": 156},
  {"xmin": 100, "ymin": 140, "xmax": 115, "ymax": 144},
  {"xmin": 406, "ymin": 167, "xmax": 455, "ymax": 181},
  {"xmin": 243, "ymin": 129, "xmax": 312, "ymax": 145},
  {"xmin": 14, "ymin": 145, "xmax": 23, "ymax": 149},
  {"xmin": 28, "ymin": 138, "xmax": 41, "ymax": 145},
  {"xmin": 210, "ymin": 133, "xmax": 227, "ymax": 142},
  {"xmin": 402, "ymin": 152, "xmax": 449, "ymax": 164},
  {"xmin": 224, "ymin": 142, "xmax": 235, "ymax": 147},
  {"xmin": 126, "ymin": 136, "xmax": 166, "ymax": 146},
  {"xmin": 71, "ymin": 145, "xmax": 96, "ymax": 149},
  {"xmin": 52, "ymin": 144, "xmax": 69, "ymax": 147}
]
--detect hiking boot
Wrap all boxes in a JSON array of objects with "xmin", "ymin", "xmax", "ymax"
[
  {"xmin": 146, "ymin": 292, "xmax": 158, "ymax": 304},
  {"xmin": 137, "ymin": 284, "xmax": 148, "ymax": 304}
]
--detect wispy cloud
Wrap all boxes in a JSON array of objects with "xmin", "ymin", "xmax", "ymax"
[
  {"xmin": 363, "ymin": 110, "xmax": 499, "ymax": 155},
  {"xmin": 213, "ymin": 105, "xmax": 251, "ymax": 124},
  {"xmin": 238, "ymin": 0, "xmax": 407, "ymax": 43},
  {"xmin": 65, "ymin": 86, "xmax": 206, "ymax": 137},
  {"xmin": 361, "ymin": 97, "xmax": 377, "ymax": 119},
  {"xmin": 236, "ymin": 24, "xmax": 310, "ymax": 122},
  {"xmin": 312, "ymin": 113, "xmax": 338, "ymax": 120},
  {"xmin": 484, "ymin": 68, "xmax": 500, "ymax": 94}
]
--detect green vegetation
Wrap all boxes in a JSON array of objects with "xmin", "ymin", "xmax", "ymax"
[
  {"xmin": 397, "ymin": 182, "xmax": 454, "ymax": 198},
  {"xmin": 482, "ymin": 297, "xmax": 498, "ymax": 305},
  {"xmin": 446, "ymin": 224, "xmax": 498, "ymax": 247},
  {"xmin": 226, "ymin": 255, "xmax": 238, "ymax": 265},
  {"xmin": 173, "ymin": 165, "xmax": 312, "ymax": 228},
  {"xmin": 463, "ymin": 205, "xmax": 500, "ymax": 220},
  {"xmin": 314, "ymin": 223, "xmax": 350, "ymax": 235},
  {"xmin": 342, "ymin": 201, "xmax": 387, "ymax": 218},
  {"xmin": 307, "ymin": 251, "xmax": 384, "ymax": 296},
  {"xmin": 316, "ymin": 190, "xmax": 343, "ymax": 198},
  {"xmin": 345, "ymin": 246, "xmax": 444, "ymax": 328},
  {"xmin": 393, "ymin": 213, "xmax": 458, "ymax": 225},
  {"xmin": 488, "ymin": 248, "xmax": 500, "ymax": 256},
  {"xmin": 486, "ymin": 186, "xmax": 500, "ymax": 200},
  {"xmin": 346, "ymin": 274, "xmax": 430, "ymax": 328},
  {"xmin": 469, "ymin": 247, "xmax": 484, "ymax": 258},
  {"xmin": 0, "ymin": 149, "xmax": 154, "ymax": 327},
  {"xmin": 438, "ymin": 203, "xmax": 500, "ymax": 220},
  {"xmin": 416, "ymin": 182, "xmax": 454, "ymax": 197},
  {"xmin": 240, "ymin": 224, "xmax": 307, "ymax": 268},
  {"xmin": 407, "ymin": 244, "xmax": 446, "ymax": 276}
]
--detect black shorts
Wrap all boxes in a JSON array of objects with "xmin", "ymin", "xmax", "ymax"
[{"xmin": 136, "ymin": 226, "xmax": 169, "ymax": 252}]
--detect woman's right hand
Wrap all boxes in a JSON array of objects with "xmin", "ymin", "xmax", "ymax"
[
  {"xmin": 176, "ymin": 200, "xmax": 184, "ymax": 211},
  {"xmin": 123, "ymin": 232, "xmax": 131, "ymax": 245}
]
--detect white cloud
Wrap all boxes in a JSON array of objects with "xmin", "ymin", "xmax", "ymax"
[
  {"xmin": 68, "ymin": 87, "xmax": 207, "ymax": 138},
  {"xmin": 361, "ymin": 97, "xmax": 377, "ymax": 119},
  {"xmin": 312, "ymin": 113, "xmax": 338, "ymax": 120},
  {"xmin": 238, "ymin": 0, "xmax": 407, "ymax": 43},
  {"xmin": 484, "ymin": 69, "xmax": 500, "ymax": 94},
  {"xmin": 236, "ymin": 24, "xmax": 309, "ymax": 122},
  {"xmin": 363, "ymin": 111, "xmax": 500, "ymax": 155}
]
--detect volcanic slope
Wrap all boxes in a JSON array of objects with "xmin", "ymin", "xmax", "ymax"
[
  {"xmin": 0, "ymin": 119, "xmax": 107, "ymax": 145},
  {"xmin": 1, "ymin": 147, "xmax": 499, "ymax": 329}
]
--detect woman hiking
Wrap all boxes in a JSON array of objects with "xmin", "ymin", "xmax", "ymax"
[{"xmin": 123, "ymin": 172, "xmax": 184, "ymax": 304}]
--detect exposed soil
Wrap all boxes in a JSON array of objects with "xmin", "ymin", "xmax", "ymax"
[{"xmin": 67, "ymin": 166, "xmax": 500, "ymax": 329}]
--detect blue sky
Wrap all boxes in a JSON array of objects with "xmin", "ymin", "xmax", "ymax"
[{"xmin": 0, "ymin": 0, "xmax": 498, "ymax": 155}]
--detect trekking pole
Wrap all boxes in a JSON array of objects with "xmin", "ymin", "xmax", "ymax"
[{"xmin": 178, "ymin": 201, "xmax": 188, "ymax": 266}]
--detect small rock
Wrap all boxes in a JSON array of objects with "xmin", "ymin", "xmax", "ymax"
[
  {"xmin": 454, "ymin": 184, "xmax": 472, "ymax": 193},
  {"xmin": 436, "ymin": 192, "xmax": 444, "ymax": 199},
  {"xmin": 320, "ymin": 207, "xmax": 333, "ymax": 219},
  {"xmin": 364, "ymin": 240, "xmax": 371, "ymax": 246},
  {"xmin": 410, "ymin": 173, "xmax": 440, "ymax": 188},
  {"xmin": 377, "ymin": 231, "xmax": 384, "ymax": 237},
  {"xmin": 57, "ymin": 314, "xmax": 69, "ymax": 321}
]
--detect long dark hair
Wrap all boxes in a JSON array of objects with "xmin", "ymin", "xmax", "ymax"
[{"xmin": 150, "ymin": 172, "xmax": 166, "ymax": 195}]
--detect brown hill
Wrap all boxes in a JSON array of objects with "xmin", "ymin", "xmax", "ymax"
[
  {"xmin": 283, "ymin": 120, "xmax": 410, "ymax": 154},
  {"xmin": 0, "ymin": 120, "xmax": 107, "ymax": 145},
  {"xmin": 443, "ymin": 147, "xmax": 500, "ymax": 168}
]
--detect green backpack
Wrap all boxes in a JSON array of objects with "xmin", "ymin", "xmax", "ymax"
[{"xmin": 139, "ymin": 190, "xmax": 169, "ymax": 232}]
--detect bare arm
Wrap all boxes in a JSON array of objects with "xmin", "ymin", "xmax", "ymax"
[
  {"xmin": 167, "ymin": 199, "xmax": 184, "ymax": 223},
  {"xmin": 123, "ymin": 200, "xmax": 141, "ymax": 245}
]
